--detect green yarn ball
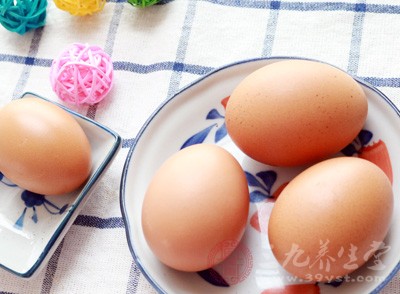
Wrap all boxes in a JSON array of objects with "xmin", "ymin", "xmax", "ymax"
[{"xmin": 127, "ymin": 0, "xmax": 160, "ymax": 8}]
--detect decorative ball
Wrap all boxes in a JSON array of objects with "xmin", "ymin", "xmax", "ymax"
[
  {"xmin": 0, "ymin": 0, "xmax": 47, "ymax": 35},
  {"xmin": 127, "ymin": 0, "xmax": 160, "ymax": 7},
  {"xmin": 54, "ymin": 0, "xmax": 105, "ymax": 16},
  {"xmin": 50, "ymin": 43, "xmax": 114, "ymax": 105}
]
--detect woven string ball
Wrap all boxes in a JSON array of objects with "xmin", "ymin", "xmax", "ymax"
[
  {"xmin": 54, "ymin": 0, "xmax": 105, "ymax": 16},
  {"xmin": 127, "ymin": 0, "xmax": 160, "ymax": 7},
  {"xmin": 0, "ymin": 0, "xmax": 47, "ymax": 35},
  {"xmin": 50, "ymin": 43, "xmax": 114, "ymax": 105}
]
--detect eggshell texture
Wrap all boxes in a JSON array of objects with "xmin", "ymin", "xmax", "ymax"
[
  {"xmin": 225, "ymin": 59, "xmax": 368, "ymax": 166},
  {"xmin": 268, "ymin": 157, "xmax": 393, "ymax": 282},
  {"xmin": 0, "ymin": 97, "xmax": 91, "ymax": 195},
  {"xmin": 142, "ymin": 144, "xmax": 249, "ymax": 272}
]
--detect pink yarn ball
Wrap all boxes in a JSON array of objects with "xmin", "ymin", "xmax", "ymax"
[{"xmin": 50, "ymin": 43, "xmax": 114, "ymax": 105}]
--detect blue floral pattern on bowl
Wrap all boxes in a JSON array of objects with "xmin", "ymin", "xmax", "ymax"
[
  {"xmin": 0, "ymin": 171, "xmax": 69, "ymax": 230},
  {"xmin": 180, "ymin": 97, "xmax": 229, "ymax": 149},
  {"xmin": 15, "ymin": 190, "xmax": 68, "ymax": 229}
]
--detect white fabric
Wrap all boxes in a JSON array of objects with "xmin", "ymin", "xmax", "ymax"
[{"xmin": 0, "ymin": 0, "xmax": 399, "ymax": 293}]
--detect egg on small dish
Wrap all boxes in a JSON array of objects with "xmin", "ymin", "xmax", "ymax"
[{"xmin": 0, "ymin": 96, "xmax": 91, "ymax": 195}]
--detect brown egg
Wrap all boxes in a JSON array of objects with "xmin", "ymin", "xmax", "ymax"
[
  {"xmin": 0, "ymin": 96, "xmax": 91, "ymax": 195},
  {"xmin": 268, "ymin": 157, "xmax": 393, "ymax": 282},
  {"xmin": 225, "ymin": 59, "xmax": 368, "ymax": 166},
  {"xmin": 142, "ymin": 144, "xmax": 249, "ymax": 272}
]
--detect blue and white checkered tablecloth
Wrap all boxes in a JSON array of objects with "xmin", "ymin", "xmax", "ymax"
[{"xmin": 0, "ymin": 0, "xmax": 399, "ymax": 293}]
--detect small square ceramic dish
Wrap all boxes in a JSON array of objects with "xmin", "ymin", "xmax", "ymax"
[
  {"xmin": 0, "ymin": 92, "xmax": 121, "ymax": 278},
  {"xmin": 120, "ymin": 57, "xmax": 400, "ymax": 294}
]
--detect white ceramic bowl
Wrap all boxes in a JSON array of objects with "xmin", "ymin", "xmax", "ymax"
[
  {"xmin": 120, "ymin": 57, "xmax": 400, "ymax": 293},
  {"xmin": 0, "ymin": 92, "xmax": 121, "ymax": 278}
]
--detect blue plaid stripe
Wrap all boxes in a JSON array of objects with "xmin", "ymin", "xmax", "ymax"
[
  {"xmin": 0, "ymin": 55, "xmax": 51, "ymax": 66},
  {"xmin": 41, "ymin": 240, "xmax": 65, "ymax": 294},
  {"xmin": 73, "ymin": 215, "xmax": 125, "ymax": 229},
  {"xmin": 195, "ymin": 0, "xmax": 400, "ymax": 12},
  {"xmin": 2, "ymin": 53, "xmax": 400, "ymax": 90},
  {"xmin": 262, "ymin": 4, "xmax": 280, "ymax": 57},
  {"xmin": 1, "ymin": 53, "xmax": 400, "ymax": 83},
  {"xmin": 126, "ymin": 262, "xmax": 142, "ymax": 293},
  {"xmin": 11, "ymin": 29, "xmax": 44, "ymax": 99},
  {"xmin": 104, "ymin": 2, "xmax": 125, "ymax": 56},
  {"xmin": 347, "ymin": 0, "xmax": 366, "ymax": 75},
  {"xmin": 113, "ymin": 61, "xmax": 212, "ymax": 75},
  {"xmin": 166, "ymin": 0, "xmax": 198, "ymax": 98}
]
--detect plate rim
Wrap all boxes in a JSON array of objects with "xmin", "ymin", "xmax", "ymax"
[
  {"xmin": 0, "ymin": 92, "xmax": 122, "ymax": 278},
  {"xmin": 119, "ymin": 56, "xmax": 400, "ymax": 294}
]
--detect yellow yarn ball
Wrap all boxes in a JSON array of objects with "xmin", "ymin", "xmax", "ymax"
[{"xmin": 54, "ymin": 0, "xmax": 106, "ymax": 16}]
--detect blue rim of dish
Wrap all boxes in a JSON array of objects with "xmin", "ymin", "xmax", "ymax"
[
  {"xmin": 119, "ymin": 56, "xmax": 400, "ymax": 294},
  {"xmin": 0, "ymin": 92, "xmax": 121, "ymax": 278}
]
